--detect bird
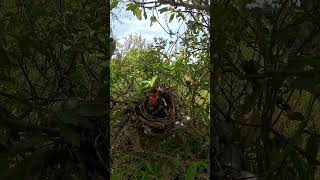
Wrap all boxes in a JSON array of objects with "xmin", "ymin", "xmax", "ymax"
[{"xmin": 146, "ymin": 84, "xmax": 168, "ymax": 118}]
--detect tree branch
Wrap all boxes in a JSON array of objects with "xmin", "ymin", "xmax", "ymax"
[
  {"xmin": 158, "ymin": 0, "xmax": 208, "ymax": 11},
  {"xmin": 0, "ymin": 105, "xmax": 59, "ymax": 136},
  {"xmin": 132, "ymin": 0, "xmax": 208, "ymax": 11}
]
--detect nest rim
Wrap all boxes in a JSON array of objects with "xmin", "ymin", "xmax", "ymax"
[{"xmin": 137, "ymin": 91, "xmax": 181, "ymax": 131}]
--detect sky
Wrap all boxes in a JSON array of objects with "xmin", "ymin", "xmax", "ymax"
[
  {"xmin": 111, "ymin": 0, "xmax": 301, "ymax": 44},
  {"xmin": 111, "ymin": 2, "xmax": 187, "ymax": 49}
]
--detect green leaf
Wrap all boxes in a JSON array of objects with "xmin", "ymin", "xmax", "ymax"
[
  {"xmin": 185, "ymin": 162, "xmax": 198, "ymax": 180},
  {"xmin": 141, "ymin": 86, "xmax": 154, "ymax": 94},
  {"xmin": 126, "ymin": 3, "xmax": 142, "ymax": 20},
  {"xmin": 287, "ymin": 112, "xmax": 305, "ymax": 121},
  {"xmin": 133, "ymin": 7, "xmax": 142, "ymax": 20},
  {"xmin": 126, "ymin": 3, "xmax": 139, "ymax": 11},
  {"xmin": 110, "ymin": 0, "xmax": 119, "ymax": 10},
  {"xmin": 150, "ymin": 16, "xmax": 157, "ymax": 27},
  {"xmin": 128, "ymin": 95, "xmax": 139, "ymax": 107},
  {"xmin": 149, "ymin": 75, "xmax": 159, "ymax": 87},
  {"xmin": 159, "ymin": 7, "xmax": 169, "ymax": 14},
  {"xmin": 143, "ymin": 10, "xmax": 147, "ymax": 19},
  {"xmin": 62, "ymin": 44, "xmax": 71, "ymax": 51},
  {"xmin": 110, "ymin": 175, "xmax": 120, "ymax": 180},
  {"xmin": 146, "ymin": 162, "xmax": 154, "ymax": 173},
  {"xmin": 169, "ymin": 13, "xmax": 175, "ymax": 23}
]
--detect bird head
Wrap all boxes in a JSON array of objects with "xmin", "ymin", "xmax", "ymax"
[
  {"xmin": 156, "ymin": 84, "xmax": 164, "ymax": 93},
  {"xmin": 148, "ymin": 92, "xmax": 158, "ymax": 106},
  {"xmin": 146, "ymin": 84, "xmax": 163, "ymax": 107}
]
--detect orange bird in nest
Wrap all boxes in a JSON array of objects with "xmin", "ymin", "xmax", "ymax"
[{"xmin": 147, "ymin": 84, "xmax": 163, "ymax": 107}]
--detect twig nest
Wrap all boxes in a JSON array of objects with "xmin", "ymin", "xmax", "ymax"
[{"xmin": 136, "ymin": 90, "xmax": 182, "ymax": 136}]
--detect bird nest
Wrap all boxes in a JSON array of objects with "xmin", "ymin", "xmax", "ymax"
[
  {"xmin": 111, "ymin": 90, "xmax": 184, "ymax": 153},
  {"xmin": 136, "ymin": 90, "xmax": 182, "ymax": 136}
]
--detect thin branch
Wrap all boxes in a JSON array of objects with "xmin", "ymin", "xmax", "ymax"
[
  {"xmin": 132, "ymin": 0, "xmax": 208, "ymax": 11},
  {"xmin": 0, "ymin": 105, "xmax": 59, "ymax": 136},
  {"xmin": 0, "ymin": 91, "xmax": 50, "ymax": 112}
]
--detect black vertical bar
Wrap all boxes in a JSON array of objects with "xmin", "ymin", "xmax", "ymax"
[{"xmin": 210, "ymin": 1, "xmax": 225, "ymax": 179}]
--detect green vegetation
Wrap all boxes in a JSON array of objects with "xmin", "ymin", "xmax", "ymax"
[
  {"xmin": 110, "ymin": 34, "xmax": 209, "ymax": 179},
  {"xmin": 0, "ymin": 0, "xmax": 319, "ymax": 179},
  {"xmin": 110, "ymin": 0, "xmax": 209, "ymax": 178},
  {"xmin": 0, "ymin": 0, "xmax": 109, "ymax": 179},
  {"xmin": 210, "ymin": 1, "xmax": 320, "ymax": 179}
]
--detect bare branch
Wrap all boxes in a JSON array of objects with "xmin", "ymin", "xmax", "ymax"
[{"xmin": 132, "ymin": 0, "xmax": 208, "ymax": 11}]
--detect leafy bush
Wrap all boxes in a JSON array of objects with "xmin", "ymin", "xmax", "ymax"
[{"xmin": 111, "ymin": 36, "xmax": 210, "ymax": 179}]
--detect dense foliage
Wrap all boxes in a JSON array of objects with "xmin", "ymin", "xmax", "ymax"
[
  {"xmin": 110, "ymin": 34, "xmax": 210, "ymax": 178},
  {"xmin": 110, "ymin": 1, "xmax": 210, "ymax": 178},
  {"xmin": 0, "ymin": 0, "xmax": 109, "ymax": 179},
  {"xmin": 110, "ymin": 0, "xmax": 320, "ymax": 179},
  {"xmin": 210, "ymin": 0, "xmax": 320, "ymax": 179},
  {"xmin": 0, "ymin": 0, "xmax": 319, "ymax": 179}
]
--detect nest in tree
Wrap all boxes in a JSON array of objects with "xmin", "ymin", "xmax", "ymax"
[
  {"xmin": 112, "ymin": 89, "xmax": 184, "ymax": 153},
  {"xmin": 136, "ymin": 90, "xmax": 182, "ymax": 136}
]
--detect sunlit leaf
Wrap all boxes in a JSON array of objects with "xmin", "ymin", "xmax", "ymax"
[
  {"xmin": 133, "ymin": 7, "xmax": 142, "ymax": 20},
  {"xmin": 110, "ymin": 0, "xmax": 119, "ymax": 10},
  {"xmin": 185, "ymin": 162, "xmax": 198, "ymax": 180},
  {"xmin": 126, "ymin": 3, "xmax": 139, "ymax": 11},
  {"xmin": 169, "ymin": 13, "xmax": 175, "ymax": 23},
  {"xmin": 150, "ymin": 15, "xmax": 157, "ymax": 26},
  {"xmin": 149, "ymin": 75, "xmax": 159, "ymax": 87},
  {"xmin": 159, "ymin": 7, "xmax": 169, "ymax": 14}
]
